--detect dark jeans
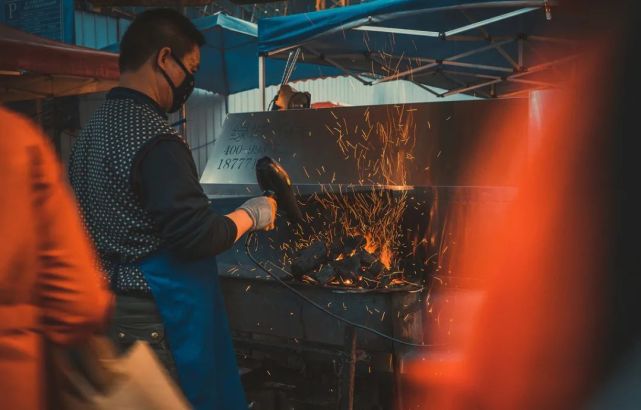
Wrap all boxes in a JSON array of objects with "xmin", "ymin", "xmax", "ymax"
[{"xmin": 108, "ymin": 294, "xmax": 179, "ymax": 380}]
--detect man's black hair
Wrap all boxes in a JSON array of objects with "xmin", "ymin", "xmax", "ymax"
[{"xmin": 119, "ymin": 8, "xmax": 205, "ymax": 73}]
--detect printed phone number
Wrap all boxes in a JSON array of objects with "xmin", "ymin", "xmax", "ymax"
[{"xmin": 216, "ymin": 158, "xmax": 257, "ymax": 170}]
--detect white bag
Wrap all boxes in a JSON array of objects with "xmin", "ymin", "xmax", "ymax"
[{"xmin": 52, "ymin": 337, "xmax": 191, "ymax": 410}]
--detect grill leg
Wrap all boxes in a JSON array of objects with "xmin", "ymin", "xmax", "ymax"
[
  {"xmin": 339, "ymin": 326, "xmax": 357, "ymax": 410},
  {"xmin": 393, "ymin": 352, "xmax": 404, "ymax": 410}
]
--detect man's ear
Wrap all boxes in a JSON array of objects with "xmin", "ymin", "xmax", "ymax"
[{"xmin": 156, "ymin": 47, "xmax": 172, "ymax": 70}]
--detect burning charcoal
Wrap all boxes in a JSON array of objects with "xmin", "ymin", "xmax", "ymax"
[
  {"xmin": 301, "ymin": 274, "xmax": 318, "ymax": 285},
  {"xmin": 329, "ymin": 242, "xmax": 343, "ymax": 259},
  {"xmin": 379, "ymin": 274, "xmax": 393, "ymax": 287},
  {"xmin": 367, "ymin": 260, "xmax": 385, "ymax": 277},
  {"xmin": 332, "ymin": 254, "xmax": 360, "ymax": 282},
  {"xmin": 292, "ymin": 241, "xmax": 327, "ymax": 277},
  {"xmin": 359, "ymin": 250, "xmax": 377, "ymax": 267},
  {"xmin": 342, "ymin": 235, "xmax": 365, "ymax": 253},
  {"xmin": 312, "ymin": 264, "xmax": 336, "ymax": 286}
]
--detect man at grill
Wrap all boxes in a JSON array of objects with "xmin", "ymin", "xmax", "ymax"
[{"xmin": 69, "ymin": 8, "xmax": 276, "ymax": 410}]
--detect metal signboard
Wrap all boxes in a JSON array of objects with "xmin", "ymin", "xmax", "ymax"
[
  {"xmin": 201, "ymin": 99, "xmax": 531, "ymax": 192},
  {"xmin": 1, "ymin": 0, "xmax": 74, "ymax": 42}
]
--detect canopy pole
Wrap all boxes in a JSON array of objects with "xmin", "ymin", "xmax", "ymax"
[
  {"xmin": 440, "ymin": 68, "xmax": 542, "ymax": 96},
  {"xmin": 372, "ymin": 62, "xmax": 437, "ymax": 85},
  {"xmin": 441, "ymin": 54, "xmax": 576, "ymax": 97},
  {"xmin": 259, "ymin": 55, "xmax": 266, "ymax": 111},
  {"xmin": 518, "ymin": 38, "xmax": 524, "ymax": 69},
  {"xmin": 367, "ymin": 53, "xmax": 442, "ymax": 97},
  {"xmin": 353, "ymin": 25, "xmax": 440, "ymax": 38},
  {"xmin": 438, "ymin": 70, "xmax": 493, "ymax": 98},
  {"xmin": 440, "ymin": 69, "xmax": 501, "ymax": 80},
  {"xmin": 372, "ymin": 53, "xmax": 512, "ymax": 73},
  {"xmin": 444, "ymin": 7, "xmax": 539, "ymax": 37},
  {"xmin": 510, "ymin": 54, "xmax": 578, "ymax": 77},
  {"xmin": 180, "ymin": 105, "xmax": 187, "ymax": 137},
  {"xmin": 441, "ymin": 78, "xmax": 502, "ymax": 97},
  {"xmin": 459, "ymin": 9, "xmax": 519, "ymax": 70},
  {"xmin": 304, "ymin": 46, "xmax": 371, "ymax": 85},
  {"xmin": 528, "ymin": 35, "xmax": 576, "ymax": 45},
  {"xmin": 440, "ymin": 60, "xmax": 513, "ymax": 73},
  {"xmin": 372, "ymin": 38, "xmax": 513, "ymax": 85},
  {"xmin": 508, "ymin": 78, "xmax": 556, "ymax": 88},
  {"xmin": 35, "ymin": 99, "xmax": 44, "ymax": 128},
  {"xmin": 499, "ymin": 87, "xmax": 543, "ymax": 98},
  {"xmin": 412, "ymin": 81, "xmax": 442, "ymax": 98}
]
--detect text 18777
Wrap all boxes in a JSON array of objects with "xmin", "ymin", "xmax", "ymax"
[{"xmin": 217, "ymin": 158, "xmax": 257, "ymax": 170}]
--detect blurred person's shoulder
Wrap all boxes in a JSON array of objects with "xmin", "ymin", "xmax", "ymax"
[
  {"xmin": 0, "ymin": 107, "xmax": 61, "ymax": 180},
  {"xmin": 0, "ymin": 107, "xmax": 49, "ymax": 151}
]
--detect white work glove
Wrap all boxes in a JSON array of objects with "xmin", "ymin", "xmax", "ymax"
[{"xmin": 238, "ymin": 196, "xmax": 277, "ymax": 231}]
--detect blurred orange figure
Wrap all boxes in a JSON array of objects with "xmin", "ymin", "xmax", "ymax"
[
  {"xmin": 406, "ymin": 6, "xmax": 640, "ymax": 407},
  {"xmin": 0, "ymin": 108, "xmax": 112, "ymax": 409}
]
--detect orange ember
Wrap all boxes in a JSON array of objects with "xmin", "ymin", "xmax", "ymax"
[
  {"xmin": 363, "ymin": 233, "xmax": 377, "ymax": 254},
  {"xmin": 363, "ymin": 233, "xmax": 393, "ymax": 269},
  {"xmin": 379, "ymin": 245, "xmax": 392, "ymax": 269},
  {"xmin": 293, "ymin": 104, "xmax": 419, "ymax": 285}
]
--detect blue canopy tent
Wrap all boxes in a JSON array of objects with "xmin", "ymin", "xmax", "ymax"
[
  {"xmin": 258, "ymin": 0, "xmax": 578, "ymax": 100},
  {"xmin": 104, "ymin": 12, "xmax": 341, "ymax": 98},
  {"xmin": 193, "ymin": 12, "xmax": 341, "ymax": 97}
]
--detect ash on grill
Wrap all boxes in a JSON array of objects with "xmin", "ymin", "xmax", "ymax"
[{"xmin": 289, "ymin": 235, "xmax": 402, "ymax": 289}]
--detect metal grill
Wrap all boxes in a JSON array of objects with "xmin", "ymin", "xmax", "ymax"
[{"xmin": 203, "ymin": 98, "xmax": 531, "ymax": 409}]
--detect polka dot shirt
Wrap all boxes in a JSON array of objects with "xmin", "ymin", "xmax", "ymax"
[{"xmin": 69, "ymin": 88, "xmax": 185, "ymax": 293}]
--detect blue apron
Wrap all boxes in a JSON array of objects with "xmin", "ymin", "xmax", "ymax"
[{"xmin": 138, "ymin": 251, "xmax": 247, "ymax": 410}]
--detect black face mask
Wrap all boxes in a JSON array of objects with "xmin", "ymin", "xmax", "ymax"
[{"xmin": 158, "ymin": 51, "xmax": 195, "ymax": 113}]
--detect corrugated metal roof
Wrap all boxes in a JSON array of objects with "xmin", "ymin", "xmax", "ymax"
[
  {"xmin": 74, "ymin": 11, "xmax": 130, "ymax": 49},
  {"xmin": 227, "ymin": 76, "xmax": 477, "ymax": 113}
]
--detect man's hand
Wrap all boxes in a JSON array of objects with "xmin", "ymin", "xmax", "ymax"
[{"xmin": 238, "ymin": 196, "xmax": 277, "ymax": 231}]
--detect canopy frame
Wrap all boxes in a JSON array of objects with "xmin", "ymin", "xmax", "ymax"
[
  {"xmin": 352, "ymin": 6, "xmax": 539, "ymax": 39},
  {"xmin": 257, "ymin": 0, "xmax": 574, "ymax": 104}
]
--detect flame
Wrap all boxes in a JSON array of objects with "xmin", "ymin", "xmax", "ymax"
[
  {"xmin": 362, "ymin": 232, "xmax": 393, "ymax": 269},
  {"xmin": 380, "ymin": 244, "xmax": 392, "ymax": 269},
  {"xmin": 363, "ymin": 233, "xmax": 377, "ymax": 254},
  {"xmin": 293, "ymin": 102, "xmax": 418, "ymax": 283}
]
